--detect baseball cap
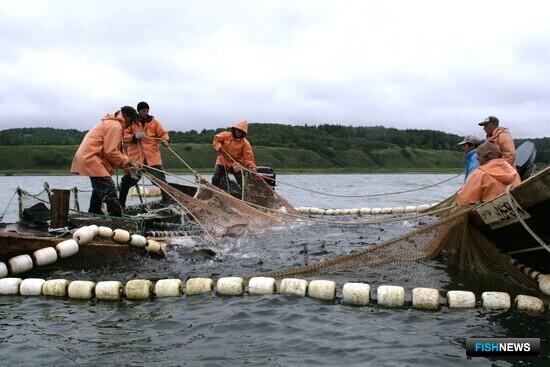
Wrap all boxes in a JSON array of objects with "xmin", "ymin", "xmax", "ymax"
[
  {"xmin": 478, "ymin": 116, "xmax": 499, "ymax": 126},
  {"xmin": 457, "ymin": 135, "xmax": 482, "ymax": 146}
]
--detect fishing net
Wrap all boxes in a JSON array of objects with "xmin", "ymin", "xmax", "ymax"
[
  {"xmin": 255, "ymin": 208, "xmax": 536, "ymax": 289},
  {"xmin": 242, "ymin": 171, "xmax": 299, "ymax": 215},
  {"xmin": 147, "ymin": 174, "xmax": 287, "ymax": 238}
]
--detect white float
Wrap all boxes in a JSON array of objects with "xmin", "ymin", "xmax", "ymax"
[
  {"xmin": 412, "ymin": 288, "xmax": 440, "ymax": 310},
  {"xmin": 514, "ymin": 295, "xmax": 544, "ymax": 313},
  {"xmin": 248, "ymin": 277, "xmax": 276, "ymax": 295},
  {"xmin": 307, "ymin": 280, "xmax": 336, "ymax": 301},
  {"xmin": 112, "ymin": 229, "xmax": 131, "ymax": 243},
  {"xmin": 88, "ymin": 224, "xmax": 99, "ymax": 237},
  {"xmin": 33, "ymin": 247, "xmax": 58, "ymax": 266},
  {"xmin": 381, "ymin": 207, "xmax": 392, "ymax": 214},
  {"xmin": 371, "ymin": 208, "xmax": 382, "ymax": 215},
  {"xmin": 8, "ymin": 254, "xmax": 33, "ymax": 274},
  {"xmin": 216, "ymin": 277, "xmax": 244, "ymax": 296},
  {"xmin": 393, "ymin": 207, "xmax": 405, "ymax": 214},
  {"xmin": 341, "ymin": 209, "xmax": 351, "ymax": 215},
  {"xmin": 342, "ymin": 283, "xmax": 370, "ymax": 305},
  {"xmin": 447, "ymin": 290, "xmax": 476, "ymax": 308},
  {"xmin": 325, "ymin": 209, "xmax": 335, "ymax": 215},
  {"xmin": 68, "ymin": 281, "xmax": 95, "ymax": 299},
  {"xmin": 359, "ymin": 208, "xmax": 371, "ymax": 215},
  {"xmin": 154, "ymin": 279, "xmax": 182, "ymax": 297},
  {"xmin": 538, "ymin": 274, "xmax": 550, "ymax": 296},
  {"xmin": 417, "ymin": 204, "xmax": 430, "ymax": 212},
  {"xmin": 377, "ymin": 285, "xmax": 405, "ymax": 307},
  {"xmin": 405, "ymin": 206, "xmax": 417, "ymax": 213},
  {"xmin": 73, "ymin": 226, "xmax": 95, "ymax": 245},
  {"xmin": 0, "ymin": 262, "xmax": 7, "ymax": 278},
  {"xmin": 95, "ymin": 281, "xmax": 123, "ymax": 300},
  {"xmin": 130, "ymin": 234, "xmax": 147, "ymax": 247},
  {"xmin": 42, "ymin": 279, "xmax": 69, "ymax": 297},
  {"xmin": 20, "ymin": 278, "xmax": 46, "ymax": 296},
  {"xmin": 125, "ymin": 279, "xmax": 153, "ymax": 300},
  {"xmin": 98, "ymin": 226, "xmax": 113, "ymax": 238},
  {"xmin": 145, "ymin": 239, "xmax": 165, "ymax": 254},
  {"xmin": 0, "ymin": 277, "xmax": 22, "ymax": 295},
  {"xmin": 56, "ymin": 239, "xmax": 79, "ymax": 258},
  {"xmin": 185, "ymin": 278, "xmax": 214, "ymax": 296},
  {"xmin": 481, "ymin": 292, "xmax": 511, "ymax": 310},
  {"xmin": 350, "ymin": 208, "xmax": 360, "ymax": 215},
  {"xmin": 279, "ymin": 278, "xmax": 308, "ymax": 297}
]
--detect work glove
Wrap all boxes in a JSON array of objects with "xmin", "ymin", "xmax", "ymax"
[
  {"xmin": 134, "ymin": 131, "xmax": 145, "ymax": 140},
  {"xmin": 161, "ymin": 140, "xmax": 169, "ymax": 147}
]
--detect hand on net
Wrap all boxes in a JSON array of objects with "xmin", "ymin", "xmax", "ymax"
[{"xmin": 134, "ymin": 131, "xmax": 145, "ymax": 140}]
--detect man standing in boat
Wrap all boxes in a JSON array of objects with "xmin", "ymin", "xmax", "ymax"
[
  {"xmin": 457, "ymin": 140, "xmax": 520, "ymax": 205},
  {"xmin": 478, "ymin": 116, "xmax": 516, "ymax": 166},
  {"xmin": 118, "ymin": 101, "xmax": 170, "ymax": 208},
  {"xmin": 71, "ymin": 106, "xmax": 137, "ymax": 217},
  {"xmin": 457, "ymin": 135, "xmax": 481, "ymax": 182},
  {"xmin": 211, "ymin": 120, "xmax": 257, "ymax": 193}
]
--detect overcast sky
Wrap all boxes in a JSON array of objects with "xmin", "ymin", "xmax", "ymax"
[{"xmin": 1, "ymin": 0, "xmax": 548, "ymax": 138}]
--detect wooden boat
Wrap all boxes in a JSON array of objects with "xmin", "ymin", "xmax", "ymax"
[
  {"xmin": 470, "ymin": 165, "xmax": 550, "ymax": 274},
  {"xmin": 0, "ymin": 228, "xmax": 143, "ymax": 270}
]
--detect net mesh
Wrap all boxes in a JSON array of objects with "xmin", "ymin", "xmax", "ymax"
[
  {"xmin": 242, "ymin": 171, "xmax": 299, "ymax": 215},
  {"xmin": 148, "ymin": 175, "xmax": 287, "ymax": 238},
  {"xmin": 254, "ymin": 208, "xmax": 536, "ymax": 289}
]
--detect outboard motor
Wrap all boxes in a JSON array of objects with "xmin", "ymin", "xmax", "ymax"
[
  {"xmin": 256, "ymin": 166, "xmax": 276, "ymax": 187},
  {"xmin": 515, "ymin": 141, "xmax": 536, "ymax": 180}
]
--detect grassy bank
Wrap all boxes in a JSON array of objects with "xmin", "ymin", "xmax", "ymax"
[{"xmin": 0, "ymin": 143, "xmax": 463, "ymax": 174}]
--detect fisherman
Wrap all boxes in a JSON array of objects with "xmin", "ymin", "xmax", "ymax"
[
  {"xmin": 478, "ymin": 116, "xmax": 516, "ymax": 166},
  {"xmin": 70, "ymin": 106, "xmax": 137, "ymax": 216},
  {"xmin": 211, "ymin": 120, "xmax": 257, "ymax": 192},
  {"xmin": 118, "ymin": 101, "xmax": 170, "ymax": 208},
  {"xmin": 457, "ymin": 140, "xmax": 521, "ymax": 205},
  {"xmin": 457, "ymin": 135, "xmax": 482, "ymax": 182}
]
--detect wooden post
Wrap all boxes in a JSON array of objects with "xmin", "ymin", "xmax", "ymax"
[{"xmin": 50, "ymin": 189, "xmax": 71, "ymax": 228}]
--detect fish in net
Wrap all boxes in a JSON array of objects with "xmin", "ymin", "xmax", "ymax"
[
  {"xmin": 253, "ymin": 208, "xmax": 536, "ymax": 290},
  {"xmin": 147, "ymin": 174, "xmax": 289, "ymax": 239}
]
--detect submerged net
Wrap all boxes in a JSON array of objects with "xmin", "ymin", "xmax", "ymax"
[
  {"xmin": 256, "ymin": 208, "xmax": 536, "ymax": 289},
  {"xmin": 147, "ymin": 175, "xmax": 288, "ymax": 238}
]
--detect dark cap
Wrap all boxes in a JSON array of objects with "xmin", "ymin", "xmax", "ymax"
[
  {"xmin": 479, "ymin": 116, "xmax": 499, "ymax": 126},
  {"xmin": 120, "ymin": 106, "xmax": 138, "ymax": 121},
  {"xmin": 137, "ymin": 101, "xmax": 150, "ymax": 111}
]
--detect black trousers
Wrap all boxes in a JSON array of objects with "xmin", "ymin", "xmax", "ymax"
[
  {"xmin": 89, "ymin": 177, "xmax": 123, "ymax": 217},
  {"xmin": 118, "ymin": 164, "xmax": 168, "ymax": 207},
  {"xmin": 211, "ymin": 164, "xmax": 243, "ymax": 191}
]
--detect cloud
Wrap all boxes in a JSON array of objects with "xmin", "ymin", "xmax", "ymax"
[{"xmin": 1, "ymin": 0, "xmax": 549, "ymax": 138}]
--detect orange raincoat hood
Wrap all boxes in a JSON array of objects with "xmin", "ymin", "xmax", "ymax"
[
  {"xmin": 232, "ymin": 120, "xmax": 248, "ymax": 134},
  {"xmin": 457, "ymin": 158, "xmax": 521, "ymax": 205}
]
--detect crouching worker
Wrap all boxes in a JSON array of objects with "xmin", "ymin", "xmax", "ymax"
[
  {"xmin": 211, "ymin": 120, "xmax": 257, "ymax": 193},
  {"xmin": 457, "ymin": 141, "xmax": 521, "ymax": 206},
  {"xmin": 118, "ymin": 101, "xmax": 170, "ymax": 207},
  {"xmin": 71, "ymin": 106, "xmax": 137, "ymax": 216}
]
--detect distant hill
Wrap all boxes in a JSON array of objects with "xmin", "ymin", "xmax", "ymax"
[{"xmin": 0, "ymin": 124, "xmax": 548, "ymax": 172}]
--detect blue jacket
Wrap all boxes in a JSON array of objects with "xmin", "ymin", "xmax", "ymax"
[{"xmin": 464, "ymin": 149, "xmax": 479, "ymax": 182}]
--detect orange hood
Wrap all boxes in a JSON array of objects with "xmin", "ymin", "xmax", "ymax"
[
  {"xmin": 101, "ymin": 112, "xmax": 126, "ymax": 126},
  {"xmin": 491, "ymin": 126, "xmax": 510, "ymax": 139},
  {"xmin": 233, "ymin": 120, "xmax": 248, "ymax": 134},
  {"xmin": 479, "ymin": 158, "xmax": 518, "ymax": 185}
]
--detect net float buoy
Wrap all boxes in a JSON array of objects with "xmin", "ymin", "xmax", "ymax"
[
  {"xmin": 0, "ymin": 277, "xmax": 22, "ymax": 295},
  {"xmin": 538, "ymin": 274, "xmax": 550, "ymax": 296},
  {"xmin": 481, "ymin": 291, "xmax": 511, "ymax": 310},
  {"xmin": 342, "ymin": 283, "xmax": 370, "ymax": 305},
  {"xmin": 216, "ymin": 277, "xmax": 244, "ymax": 296},
  {"xmin": 125, "ymin": 279, "xmax": 153, "ymax": 300},
  {"xmin": 0, "ymin": 262, "xmax": 7, "ymax": 279},
  {"xmin": 185, "ymin": 278, "xmax": 214, "ymax": 296},
  {"xmin": 68, "ymin": 281, "xmax": 95, "ymax": 299},
  {"xmin": 514, "ymin": 295, "xmax": 544, "ymax": 313},
  {"xmin": 412, "ymin": 287, "xmax": 440, "ymax": 310},
  {"xmin": 33, "ymin": 247, "xmax": 58, "ymax": 266},
  {"xmin": 8, "ymin": 254, "xmax": 33, "ymax": 274},
  {"xmin": 130, "ymin": 234, "xmax": 147, "ymax": 247},
  {"xmin": 98, "ymin": 226, "xmax": 113, "ymax": 238},
  {"xmin": 20, "ymin": 278, "xmax": 45, "ymax": 296},
  {"xmin": 154, "ymin": 279, "xmax": 182, "ymax": 297},
  {"xmin": 73, "ymin": 226, "xmax": 95, "ymax": 245},
  {"xmin": 279, "ymin": 278, "xmax": 308, "ymax": 297},
  {"xmin": 95, "ymin": 281, "xmax": 123, "ymax": 300},
  {"xmin": 56, "ymin": 239, "xmax": 79, "ymax": 258},
  {"xmin": 447, "ymin": 290, "xmax": 476, "ymax": 308},
  {"xmin": 307, "ymin": 280, "xmax": 336, "ymax": 301},
  {"xmin": 42, "ymin": 279, "xmax": 69, "ymax": 297},
  {"xmin": 359, "ymin": 208, "xmax": 371, "ymax": 215},
  {"xmin": 377, "ymin": 285, "xmax": 405, "ymax": 307},
  {"xmin": 112, "ymin": 229, "xmax": 131, "ymax": 243},
  {"xmin": 248, "ymin": 277, "xmax": 276, "ymax": 295}
]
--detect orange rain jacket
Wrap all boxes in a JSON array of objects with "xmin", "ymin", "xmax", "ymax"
[
  {"xmin": 213, "ymin": 120, "xmax": 256, "ymax": 172},
  {"xmin": 457, "ymin": 158, "xmax": 521, "ymax": 205},
  {"xmin": 71, "ymin": 112, "xmax": 130, "ymax": 177},
  {"xmin": 489, "ymin": 127, "xmax": 516, "ymax": 166},
  {"xmin": 123, "ymin": 117, "xmax": 169, "ymax": 166}
]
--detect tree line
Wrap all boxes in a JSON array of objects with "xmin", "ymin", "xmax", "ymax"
[{"xmin": 0, "ymin": 125, "xmax": 548, "ymax": 164}]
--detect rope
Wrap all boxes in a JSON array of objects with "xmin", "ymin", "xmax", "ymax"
[
  {"xmin": 138, "ymin": 163, "xmax": 457, "ymax": 226},
  {"xmin": 219, "ymin": 147, "xmax": 463, "ymax": 198},
  {"xmin": 0, "ymin": 191, "xmax": 17, "ymax": 221},
  {"xmin": 505, "ymin": 186, "xmax": 550, "ymax": 254}
]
